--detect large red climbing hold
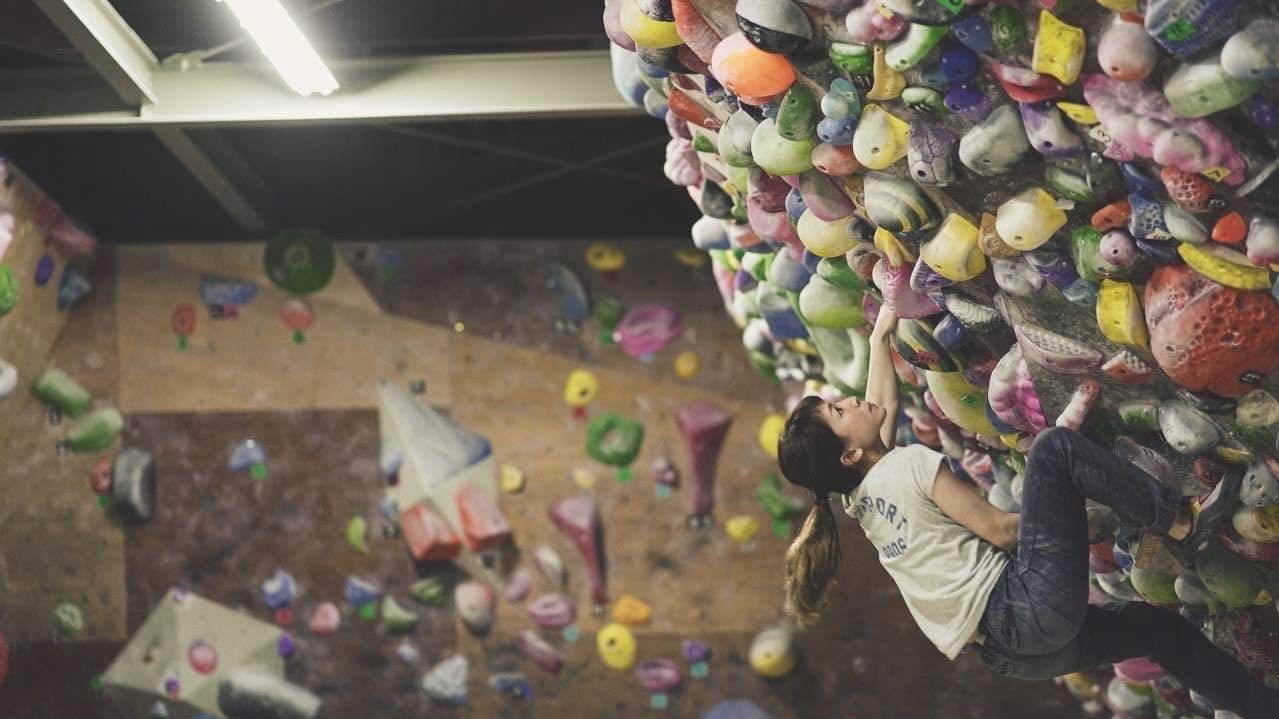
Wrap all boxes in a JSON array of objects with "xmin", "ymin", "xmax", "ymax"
[
  {"xmin": 399, "ymin": 503, "xmax": 462, "ymax": 561},
  {"xmin": 454, "ymin": 483, "xmax": 511, "ymax": 553},
  {"xmin": 1144, "ymin": 264, "xmax": 1279, "ymax": 397},
  {"xmin": 1160, "ymin": 166, "xmax": 1219, "ymax": 213}
]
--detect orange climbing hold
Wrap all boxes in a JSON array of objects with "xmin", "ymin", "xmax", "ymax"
[
  {"xmin": 711, "ymin": 33, "xmax": 795, "ymax": 99},
  {"xmin": 400, "ymin": 504, "xmax": 462, "ymax": 561},
  {"xmin": 455, "ymin": 483, "xmax": 512, "ymax": 552},
  {"xmin": 1212, "ymin": 211, "xmax": 1247, "ymax": 245},
  {"xmin": 1091, "ymin": 199, "xmax": 1131, "ymax": 231},
  {"xmin": 667, "ymin": 89, "xmax": 721, "ymax": 131}
]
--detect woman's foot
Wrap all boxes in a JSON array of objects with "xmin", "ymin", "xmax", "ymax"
[{"xmin": 1182, "ymin": 468, "xmax": 1245, "ymax": 556}]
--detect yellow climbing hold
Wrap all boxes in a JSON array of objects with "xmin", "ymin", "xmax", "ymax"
[
  {"xmin": 1032, "ymin": 11, "xmax": 1086, "ymax": 85},
  {"xmin": 726, "ymin": 515, "xmax": 760, "ymax": 543},
  {"xmin": 996, "ymin": 187, "xmax": 1067, "ymax": 251},
  {"xmin": 674, "ymin": 351, "xmax": 701, "ymax": 379},
  {"xmin": 611, "ymin": 594, "xmax": 653, "ymax": 625},
  {"xmin": 500, "ymin": 464, "xmax": 526, "ymax": 494},
  {"xmin": 1178, "ymin": 243, "xmax": 1271, "ymax": 290},
  {"xmin": 1056, "ymin": 102, "xmax": 1097, "ymax": 125},
  {"xmin": 1000, "ymin": 432, "xmax": 1023, "ymax": 451},
  {"xmin": 786, "ymin": 337, "xmax": 817, "ymax": 356},
  {"xmin": 866, "ymin": 44, "xmax": 906, "ymax": 101},
  {"xmin": 924, "ymin": 370, "xmax": 998, "ymax": 436},
  {"xmin": 799, "ymin": 211, "xmax": 863, "ymax": 258},
  {"xmin": 572, "ymin": 467, "xmax": 598, "ymax": 491},
  {"xmin": 1062, "ymin": 672, "xmax": 1102, "ymax": 701},
  {"xmin": 1095, "ymin": 0, "xmax": 1137, "ymax": 10},
  {"xmin": 749, "ymin": 625, "xmax": 797, "ymax": 677},
  {"xmin": 564, "ymin": 369, "xmax": 599, "ymax": 407},
  {"xmin": 874, "ymin": 227, "xmax": 916, "ymax": 267},
  {"xmin": 618, "ymin": 0, "xmax": 682, "ymax": 48},
  {"xmin": 852, "ymin": 104, "xmax": 910, "ymax": 171},
  {"xmin": 597, "ymin": 622, "xmax": 638, "ymax": 670},
  {"xmin": 758, "ymin": 413, "xmax": 785, "ymax": 458},
  {"xmin": 345, "ymin": 516, "xmax": 369, "ymax": 555},
  {"xmin": 920, "ymin": 214, "xmax": 986, "ymax": 282},
  {"xmin": 673, "ymin": 248, "xmax": 707, "ymax": 267},
  {"xmin": 585, "ymin": 243, "xmax": 626, "ymax": 272},
  {"xmin": 1096, "ymin": 279, "xmax": 1149, "ymax": 348}
]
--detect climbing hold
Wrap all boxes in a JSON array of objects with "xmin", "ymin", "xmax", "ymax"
[
  {"xmin": 586, "ymin": 243, "xmax": 626, "ymax": 272},
  {"xmin": 992, "ymin": 258, "xmax": 1044, "ymax": 298},
  {"xmin": 776, "ymin": 84, "xmax": 819, "ymax": 142},
  {"xmin": 1020, "ymin": 102, "xmax": 1082, "ymax": 159},
  {"xmin": 752, "ymin": 118, "xmax": 816, "ymax": 176},
  {"xmin": 907, "ymin": 118, "xmax": 957, "ymax": 187},
  {"xmin": 865, "ymin": 44, "xmax": 906, "ymax": 101},
  {"xmin": 958, "ymin": 105, "xmax": 1030, "ymax": 177},
  {"xmin": 676, "ymin": 402, "xmax": 733, "ymax": 522},
  {"xmin": 543, "ymin": 262, "xmax": 591, "ymax": 323},
  {"xmin": 851, "ymin": 104, "xmax": 909, "ymax": 171},
  {"xmin": 1032, "ymin": 11, "xmax": 1085, "ymax": 85},
  {"xmin": 33, "ymin": 368, "xmax": 90, "ymax": 417},
  {"xmin": 1011, "ymin": 318, "xmax": 1104, "ymax": 375},
  {"xmin": 919, "ymin": 215, "xmax": 985, "ymax": 283},
  {"xmin": 499, "ymin": 464, "xmax": 525, "ymax": 494},
  {"xmin": 0, "ymin": 358, "xmax": 14, "ymax": 400},
  {"xmin": 674, "ymin": 350, "xmax": 701, "ymax": 379},
  {"xmin": 1098, "ymin": 16, "xmax": 1157, "ymax": 81},
  {"xmin": 1238, "ymin": 390, "xmax": 1279, "ymax": 428},
  {"xmin": 264, "ymin": 229, "xmax": 335, "ymax": 296},
  {"xmin": 1240, "ymin": 455, "xmax": 1279, "ymax": 507},
  {"xmin": 421, "ymin": 654, "xmax": 468, "ymax": 705},
  {"xmin": 735, "ymin": 0, "xmax": 813, "ymax": 55},
  {"xmin": 712, "ymin": 33, "xmax": 795, "ymax": 98},
  {"xmin": 564, "ymin": 369, "xmax": 599, "ymax": 408},
  {"xmin": 1146, "ymin": 0, "xmax": 1241, "ymax": 59},
  {"xmin": 344, "ymin": 576, "xmax": 381, "ymax": 608},
  {"xmin": 550, "ymin": 494, "xmax": 610, "ymax": 606},
  {"xmin": 758, "ymin": 413, "xmax": 784, "ymax": 458},
  {"xmin": 534, "ymin": 544, "xmax": 567, "ymax": 588},
  {"xmin": 726, "ymin": 515, "xmax": 760, "ymax": 543},
  {"xmin": 1177, "ymin": 242, "xmax": 1270, "ymax": 291},
  {"xmin": 995, "ymin": 188, "xmax": 1066, "ymax": 252},
  {"xmin": 261, "ymin": 569, "xmax": 297, "ymax": 610},
  {"xmin": 863, "ymin": 171, "xmax": 941, "ymax": 234},
  {"xmin": 400, "ymin": 504, "xmax": 461, "ymax": 561},
  {"xmin": 586, "ymin": 411, "xmax": 646, "ymax": 466},
  {"xmin": 409, "ymin": 577, "xmax": 449, "ymax": 606},
  {"xmin": 0, "ymin": 265, "xmax": 16, "ymax": 317},
  {"xmin": 749, "ymin": 625, "xmax": 796, "ymax": 677},
  {"xmin": 67, "ymin": 406, "xmax": 122, "ymax": 453},
  {"xmin": 598, "ymin": 622, "xmax": 638, "ymax": 670},
  {"xmin": 1101, "ymin": 350, "xmax": 1156, "ymax": 384},
  {"xmin": 612, "ymin": 594, "xmax": 653, "ymax": 625},
  {"xmin": 886, "ymin": 24, "xmax": 948, "ymax": 72},
  {"xmin": 527, "ymin": 593, "xmax": 577, "ymax": 629},
  {"xmin": 1246, "ymin": 217, "xmax": 1279, "ymax": 267},
  {"xmin": 1222, "ymin": 19, "xmax": 1279, "ymax": 81},
  {"xmin": 1159, "ymin": 401, "xmax": 1221, "ymax": 456},
  {"xmin": 518, "ymin": 630, "xmax": 564, "ymax": 674},
  {"xmin": 1096, "ymin": 279, "xmax": 1149, "ymax": 348},
  {"xmin": 454, "ymin": 581, "xmax": 495, "ymax": 637},
  {"xmin": 1164, "ymin": 56, "xmax": 1260, "ymax": 119},
  {"xmin": 381, "ymin": 596, "xmax": 419, "ymax": 634},
  {"xmin": 345, "ymin": 516, "xmax": 369, "ymax": 555},
  {"xmin": 53, "ymin": 602, "xmax": 84, "ymax": 637},
  {"xmin": 307, "ymin": 602, "xmax": 340, "ymax": 636}
]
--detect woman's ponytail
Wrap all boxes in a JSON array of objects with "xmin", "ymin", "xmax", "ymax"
[{"xmin": 783, "ymin": 493, "xmax": 842, "ymax": 628}]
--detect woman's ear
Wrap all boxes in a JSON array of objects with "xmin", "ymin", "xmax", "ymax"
[{"xmin": 840, "ymin": 447, "xmax": 864, "ymax": 468}]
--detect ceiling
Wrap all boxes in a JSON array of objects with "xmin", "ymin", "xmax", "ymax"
[{"xmin": 0, "ymin": 0, "xmax": 695, "ymax": 243}]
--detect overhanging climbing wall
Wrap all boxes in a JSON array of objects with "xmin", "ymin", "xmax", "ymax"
[{"xmin": 610, "ymin": 0, "xmax": 1279, "ymax": 713}]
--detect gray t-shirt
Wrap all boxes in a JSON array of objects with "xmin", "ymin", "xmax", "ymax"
[{"xmin": 842, "ymin": 444, "xmax": 1010, "ymax": 660}]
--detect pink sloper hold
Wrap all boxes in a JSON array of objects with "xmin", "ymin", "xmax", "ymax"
[
  {"xmin": 602, "ymin": 0, "xmax": 634, "ymax": 51},
  {"xmin": 988, "ymin": 346, "xmax": 1048, "ymax": 434},
  {"xmin": 549, "ymin": 495, "xmax": 609, "ymax": 607},
  {"xmin": 872, "ymin": 260, "xmax": 943, "ymax": 319},
  {"xmin": 615, "ymin": 304, "xmax": 683, "ymax": 358},
  {"xmin": 1082, "ymin": 74, "xmax": 1246, "ymax": 186},
  {"xmin": 526, "ymin": 593, "xmax": 577, "ymax": 629},
  {"xmin": 1054, "ymin": 379, "xmax": 1102, "ymax": 431},
  {"xmin": 675, "ymin": 402, "xmax": 733, "ymax": 520}
]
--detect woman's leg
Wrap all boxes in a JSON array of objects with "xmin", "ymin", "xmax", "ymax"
[
  {"xmin": 985, "ymin": 603, "xmax": 1279, "ymax": 719},
  {"xmin": 993, "ymin": 427, "xmax": 1184, "ymax": 655}
]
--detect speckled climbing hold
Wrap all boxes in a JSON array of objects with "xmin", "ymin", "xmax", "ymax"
[
  {"xmin": 586, "ymin": 411, "xmax": 646, "ymax": 466},
  {"xmin": 1222, "ymin": 19, "xmax": 1279, "ymax": 81},
  {"xmin": 919, "ymin": 215, "xmax": 984, "ymax": 282},
  {"xmin": 1240, "ymin": 455, "xmax": 1279, "ymax": 507},
  {"xmin": 996, "ymin": 188, "xmax": 1066, "ymax": 252},
  {"xmin": 527, "ymin": 593, "xmax": 577, "ymax": 629},
  {"xmin": 828, "ymin": 41, "xmax": 874, "ymax": 75},
  {"xmin": 992, "ymin": 258, "xmax": 1043, "ymax": 298},
  {"xmin": 455, "ymin": 581, "xmax": 495, "ymax": 637},
  {"xmin": 597, "ymin": 622, "xmax": 638, "ymax": 670},
  {"xmin": 866, "ymin": 44, "xmax": 906, "ymax": 101},
  {"xmin": 1164, "ymin": 56, "xmax": 1260, "ymax": 119},
  {"xmin": 1020, "ymin": 102, "xmax": 1082, "ymax": 159},
  {"xmin": 1096, "ymin": 279, "xmax": 1149, "ymax": 348},
  {"xmin": 1011, "ymin": 318, "xmax": 1104, "ymax": 375},
  {"xmin": 421, "ymin": 654, "xmax": 468, "ymax": 705},
  {"xmin": 612, "ymin": 594, "xmax": 653, "ymax": 625},
  {"xmin": 1238, "ymin": 390, "xmax": 1279, "ymax": 428},
  {"xmin": 67, "ymin": 406, "xmax": 122, "ymax": 453},
  {"xmin": 851, "ymin": 104, "xmax": 909, "ymax": 171},
  {"xmin": 712, "ymin": 33, "xmax": 795, "ymax": 98},
  {"xmin": 1098, "ymin": 16, "xmax": 1156, "ymax": 82},
  {"xmin": 886, "ymin": 24, "xmax": 947, "ymax": 72},
  {"xmin": 1146, "ymin": 0, "xmax": 1240, "ymax": 59},
  {"xmin": 749, "ymin": 625, "xmax": 796, "ymax": 677},
  {"xmin": 907, "ymin": 118, "xmax": 957, "ymax": 187},
  {"xmin": 1158, "ymin": 401, "xmax": 1221, "ymax": 456},
  {"xmin": 751, "ymin": 118, "xmax": 816, "ymax": 175},
  {"xmin": 1032, "ymin": 11, "xmax": 1085, "ymax": 85},
  {"xmin": 975, "ymin": 212, "xmax": 1016, "ymax": 259},
  {"xmin": 53, "ymin": 601, "xmax": 84, "ymax": 636},
  {"xmin": 735, "ymin": 0, "xmax": 813, "ymax": 55},
  {"xmin": 1177, "ymin": 243, "xmax": 1270, "ymax": 291},
  {"xmin": 958, "ymin": 105, "xmax": 1030, "ymax": 177}
]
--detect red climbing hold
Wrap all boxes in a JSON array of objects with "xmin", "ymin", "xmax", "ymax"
[
  {"xmin": 455, "ymin": 482, "xmax": 512, "ymax": 552},
  {"xmin": 1091, "ymin": 199, "xmax": 1131, "ymax": 231},
  {"xmin": 1212, "ymin": 211, "xmax": 1247, "ymax": 245},
  {"xmin": 399, "ymin": 503, "xmax": 462, "ymax": 561}
]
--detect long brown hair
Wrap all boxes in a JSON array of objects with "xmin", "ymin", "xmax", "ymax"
[{"xmin": 778, "ymin": 395, "xmax": 866, "ymax": 628}]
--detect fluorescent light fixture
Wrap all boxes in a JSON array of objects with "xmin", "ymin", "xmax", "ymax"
[{"xmin": 217, "ymin": 0, "xmax": 339, "ymax": 96}]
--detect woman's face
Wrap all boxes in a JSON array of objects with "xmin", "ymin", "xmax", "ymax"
[{"xmin": 820, "ymin": 396, "xmax": 885, "ymax": 461}]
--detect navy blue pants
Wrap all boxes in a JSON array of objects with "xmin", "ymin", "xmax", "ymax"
[{"xmin": 979, "ymin": 428, "xmax": 1279, "ymax": 718}]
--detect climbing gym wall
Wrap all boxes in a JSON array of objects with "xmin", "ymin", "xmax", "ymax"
[{"xmin": 612, "ymin": 0, "xmax": 1279, "ymax": 715}]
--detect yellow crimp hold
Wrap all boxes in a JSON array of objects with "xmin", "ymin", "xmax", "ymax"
[
  {"xmin": 1201, "ymin": 166, "xmax": 1231, "ymax": 182},
  {"xmin": 853, "ymin": 104, "xmax": 910, "ymax": 170},
  {"xmin": 674, "ymin": 350, "xmax": 701, "ymax": 379},
  {"xmin": 999, "ymin": 432, "xmax": 1022, "ymax": 451},
  {"xmin": 1178, "ymin": 242, "xmax": 1272, "ymax": 290},
  {"xmin": 920, "ymin": 214, "xmax": 986, "ymax": 282},
  {"xmin": 785, "ymin": 337, "xmax": 818, "ymax": 356},
  {"xmin": 1032, "ymin": 11, "xmax": 1086, "ymax": 85},
  {"xmin": 874, "ymin": 226, "xmax": 916, "ymax": 267},
  {"xmin": 673, "ymin": 248, "xmax": 707, "ymax": 267},
  {"xmin": 726, "ymin": 515, "xmax": 761, "ymax": 543},
  {"xmin": 1096, "ymin": 279, "xmax": 1150, "ymax": 348},
  {"xmin": 1057, "ymin": 101, "xmax": 1098, "ymax": 125},
  {"xmin": 611, "ymin": 594, "xmax": 653, "ymax": 625},
  {"xmin": 585, "ymin": 242, "xmax": 626, "ymax": 271},
  {"xmin": 619, "ymin": 0, "xmax": 682, "ymax": 48},
  {"xmin": 758, "ymin": 413, "xmax": 786, "ymax": 458},
  {"xmin": 866, "ymin": 44, "xmax": 906, "ymax": 101},
  {"xmin": 500, "ymin": 464, "xmax": 526, "ymax": 494}
]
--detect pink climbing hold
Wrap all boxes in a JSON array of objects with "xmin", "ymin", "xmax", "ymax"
[
  {"xmin": 549, "ymin": 494, "xmax": 609, "ymax": 607},
  {"xmin": 614, "ymin": 304, "xmax": 683, "ymax": 359},
  {"xmin": 988, "ymin": 346, "xmax": 1048, "ymax": 434},
  {"xmin": 675, "ymin": 402, "xmax": 733, "ymax": 522},
  {"xmin": 873, "ymin": 260, "xmax": 943, "ymax": 320},
  {"xmin": 1113, "ymin": 657, "xmax": 1166, "ymax": 684},
  {"xmin": 1055, "ymin": 380, "xmax": 1101, "ymax": 431},
  {"xmin": 307, "ymin": 601, "xmax": 341, "ymax": 636},
  {"xmin": 187, "ymin": 640, "xmax": 218, "ymax": 675},
  {"xmin": 518, "ymin": 629, "xmax": 564, "ymax": 674}
]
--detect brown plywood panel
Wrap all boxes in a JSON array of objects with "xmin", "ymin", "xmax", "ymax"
[{"xmin": 115, "ymin": 243, "xmax": 451, "ymax": 413}]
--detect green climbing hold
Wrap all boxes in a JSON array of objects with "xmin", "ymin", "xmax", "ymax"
[
  {"xmin": 53, "ymin": 601, "xmax": 84, "ymax": 636},
  {"xmin": 409, "ymin": 577, "xmax": 449, "ymax": 606},
  {"xmin": 594, "ymin": 296, "xmax": 623, "ymax": 345},
  {"xmin": 901, "ymin": 86, "xmax": 946, "ymax": 115},
  {"xmin": 989, "ymin": 4, "xmax": 1027, "ymax": 52},
  {"xmin": 1230, "ymin": 422, "xmax": 1275, "ymax": 451},
  {"xmin": 1046, "ymin": 166, "xmax": 1095, "ymax": 204},
  {"xmin": 66, "ymin": 407, "xmax": 123, "ymax": 453},
  {"xmin": 0, "ymin": 264, "xmax": 17, "ymax": 316},
  {"xmin": 381, "ymin": 595, "xmax": 420, "ymax": 634},
  {"xmin": 264, "ymin": 229, "xmax": 336, "ymax": 296},
  {"xmin": 345, "ymin": 516, "xmax": 369, "ymax": 554},
  {"xmin": 776, "ymin": 84, "xmax": 819, "ymax": 141},
  {"xmin": 1070, "ymin": 226, "xmax": 1108, "ymax": 284},
  {"xmin": 358, "ymin": 602, "xmax": 377, "ymax": 620},
  {"xmin": 886, "ymin": 23, "xmax": 949, "ymax": 71},
  {"xmin": 692, "ymin": 132, "xmax": 716, "ymax": 154},
  {"xmin": 33, "ymin": 368, "xmax": 92, "ymax": 417},
  {"xmin": 586, "ymin": 412, "xmax": 645, "ymax": 466},
  {"xmin": 815, "ymin": 257, "xmax": 867, "ymax": 291},
  {"xmin": 798, "ymin": 275, "xmax": 865, "ymax": 329},
  {"xmin": 90, "ymin": 674, "xmax": 104, "ymax": 691},
  {"xmin": 829, "ymin": 42, "xmax": 873, "ymax": 76},
  {"xmin": 1117, "ymin": 400, "xmax": 1161, "ymax": 433}
]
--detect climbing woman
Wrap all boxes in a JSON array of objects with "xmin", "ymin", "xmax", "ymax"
[{"xmin": 776, "ymin": 306, "xmax": 1279, "ymax": 718}]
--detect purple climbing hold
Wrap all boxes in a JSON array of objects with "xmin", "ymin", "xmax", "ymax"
[
  {"xmin": 939, "ymin": 44, "xmax": 979, "ymax": 83},
  {"xmin": 34, "ymin": 254, "xmax": 54, "ymax": 287},
  {"xmin": 906, "ymin": 118, "xmax": 958, "ymax": 187},
  {"xmin": 944, "ymin": 84, "xmax": 992, "ymax": 123},
  {"xmin": 277, "ymin": 633, "xmax": 296, "ymax": 659},
  {"xmin": 636, "ymin": 658, "xmax": 682, "ymax": 692},
  {"xmin": 681, "ymin": 639, "xmax": 712, "ymax": 663}
]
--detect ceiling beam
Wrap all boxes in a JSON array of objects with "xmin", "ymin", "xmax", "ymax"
[
  {"xmin": 29, "ymin": 0, "xmax": 271, "ymax": 232},
  {"xmin": 0, "ymin": 51, "xmax": 640, "ymax": 132}
]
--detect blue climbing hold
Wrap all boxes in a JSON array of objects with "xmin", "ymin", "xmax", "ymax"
[
  {"xmin": 950, "ymin": 14, "xmax": 993, "ymax": 53},
  {"xmin": 939, "ymin": 44, "xmax": 979, "ymax": 83}
]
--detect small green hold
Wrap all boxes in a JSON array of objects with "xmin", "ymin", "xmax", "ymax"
[
  {"xmin": 828, "ymin": 42, "xmax": 873, "ymax": 76},
  {"xmin": 901, "ymin": 87, "xmax": 947, "ymax": 115},
  {"xmin": 33, "ymin": 368, "xmax": 92, "ymax": 417},
  {"xmin": 0, "ymin": 264, "xmax": 17, "ymax": 316},
  {"xmin": 250, "ymin": 462, "xmax": 268, "ymax": 480},
  {"xmin": 691, "ymin": 132, "xmax": 715, "ymax": 154},
  {"xmin": 1230, "ymin": 422, "xmax": 1275, "ymax": 451},
  {"xmin": 90, "ymin": 675, "xmax": 104, "ymax": 692},
  {"xmin": 53, "ymin": 601, "xmax": 84, "ymax": 637},
  {"xmin": 617, "ymin": 466, "xmax": 633, "ymax": 483},
  {"xmin": 358, "ymin": 602, "xmax": 377, "ymax": 620},
  {"xmin": 96, "ymin": 495, "xmax": 110, "ymax": 509},
  {"xmin": 776, "ymin": 84, "xmax": 819, "ymax": 141},
  {"xmin": 380, "ymin": 595, "xmax": 420, "ymax": 634},
  {"xmin": 345, "ymin": 516, "xmax": 370, "ymax": 554},
  {"xmin": 771, "ymin": 517, "xmax": 792, "ymax": 538},
  {"xmin": 409, "ymin": 577, "xmax": 449, "ymax": 606},
  {"xmin": 886, "ymin": 23, "xmax": 949, "ymax": 71},
  {"xmin": 690, "ymin": 661, "xmax": 709, "ymax": 679},
  {"xmin": 1070, "ymin": 226, "xmax": 1106, "ymax": 284},
  {"xmin": 66, "ymin": 407, "xmax": 123, "ymax": 453},
  {"xmin": 1117, "ymin": 400, "xmax": 1161, "ymax": 433},
  {"xmin": 1046, "ymin": 166, "xmax": 1095, "ymax": 204},
  {"xmin": 989, "ymin": 4, "xmax": 1027, "ymax": 52}
]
